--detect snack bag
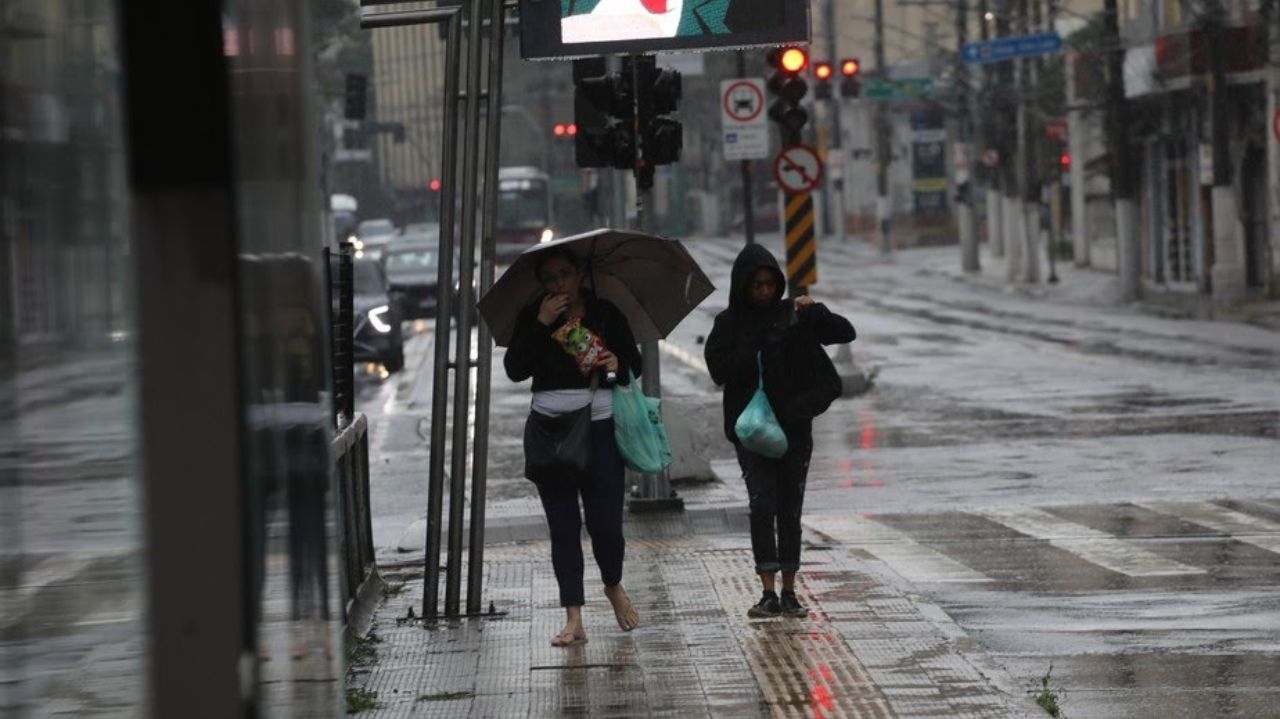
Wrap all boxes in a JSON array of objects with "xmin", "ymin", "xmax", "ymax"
[{"xmin": 552, "ymin": 317, "xmax": 606, "ymax": 377}]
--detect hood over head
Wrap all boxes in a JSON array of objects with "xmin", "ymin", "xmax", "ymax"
[{"xmin": 728, "ymin": 243, "xmax": 787, "ymax": 311}]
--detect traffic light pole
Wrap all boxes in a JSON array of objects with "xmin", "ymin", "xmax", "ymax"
[
  {"xmin": 955, "ymin": 0, "xmax": 980, "ymax": 272},
  {"xmin": 629, "ymin": 54, "xmax": 681, "ymax": 513},
  {"xmin": 824, "ymin": 0, "xmax": 847, "ymax": 244}
]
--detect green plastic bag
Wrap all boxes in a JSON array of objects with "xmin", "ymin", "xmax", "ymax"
[
  {"xmin": 734, "ymin": 352, "xmax": 788, "ymax": 458},
  {"xmin": 612, "ymin": 371, "xmax": 673, "ymax": 473}
]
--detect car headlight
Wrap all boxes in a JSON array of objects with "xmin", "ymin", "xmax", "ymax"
[
  {"xmin": 368, "ymin": 305, "xmax": 392, "ymax": 333},
  {"xmin": 346, "ymin": 235, "xmax": 362, "ymax": 249},
  {"xmin": 539, "ymin": 228, "xmax": 554, "ymax": 243}
]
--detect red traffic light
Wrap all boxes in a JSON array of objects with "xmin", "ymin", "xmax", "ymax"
[
  {"xmin": 554, "ymin": 123, "xmax": 566, "ymax": 136},
  {"xmin": 429, "ymin": 178, "xmax": 441, "ymax": 192},
  {"xmin": 567, "ymin": 123, "xmax": 577, "ymax": 136},
  {"xmin": 814, "ymin": 62, "xmax": 833, "ymax": 80},
  {"xmin": 780, "ymin": 47, "xmax": 808, "ymax": 73},
  {"xmin": 841, "ymin": 58, "xmax": 861, "ymax": 76},
  {"xmin": 1059, "ymin": 153, "xmax": 1071, "ymax": 169}
]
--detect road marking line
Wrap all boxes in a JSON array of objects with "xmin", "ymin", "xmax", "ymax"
[
  {"xmin": 1139, "ymin": 500, "xmax": 1280, "ymax": 555},
  {"xmin": 976, "ymin": 506, "xmax": 1206, "ymax": 577},
  {"xmin": 806, "ymin": 513, "xmax": 991, "ymax": 583}
]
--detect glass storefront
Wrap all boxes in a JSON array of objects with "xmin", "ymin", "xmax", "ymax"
[{"xmin": 1, "ymin": 0, "xmax": 147, "ymax": 716}]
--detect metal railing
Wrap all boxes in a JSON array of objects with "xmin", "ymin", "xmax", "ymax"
[{"xmin": 324, "ymin": 243, "xmax": 380, "ymax": 632}]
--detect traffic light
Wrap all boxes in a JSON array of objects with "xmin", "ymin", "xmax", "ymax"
[
  {"xmin": 839, "ymin": 58, "xmax": 861, "ymax": 98},
  {"xmin": 573, "ymin": 58, "xmax": 635, "ymax": 170},
  {"xmin": 813, "ymin": 61, "xmax": 833, "ymax": 100},
  {"xmin": 766, "ymin": 46, "xmax": 809, "ymax": 146},
  {"xmin": 553, "ymin": 123, "xmax": 578, "ymax": 139},
  {"xmin": 344, "ymin": 73, "xmax": 367, "ymax": 120},
  {"xmin": 634, "ymin": 54, "xmax": 683, "ymax": 169}
]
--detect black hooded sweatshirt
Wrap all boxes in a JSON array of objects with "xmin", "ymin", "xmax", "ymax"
[{"xmin": 704, "ymin": 243, "xmax": 856, "ymax": 446}]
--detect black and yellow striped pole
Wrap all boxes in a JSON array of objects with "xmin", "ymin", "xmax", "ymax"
[{"xmin": 784, "ymin": 191, "xmax": 818, "ymax": 294}]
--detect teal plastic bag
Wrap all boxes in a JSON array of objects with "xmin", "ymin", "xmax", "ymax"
[
  {"xmin": 734, "ymin": 352, "xmax": 788, "ymax": 458},
  {"xmin": 612, "ymin": 371, "xmax": 673, "ymax": 473}
]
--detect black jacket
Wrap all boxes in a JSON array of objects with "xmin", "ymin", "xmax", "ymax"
[
  {"xmin": 704, "ymin": 244, "xmax": 856, "ymax": 445},
  {"xmin": 504, "ymin": 293, "xmax": 642, "ymax": 391}
]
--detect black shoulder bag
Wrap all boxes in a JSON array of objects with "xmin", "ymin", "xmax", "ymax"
[{"xmin": 523, "ymin": 379, "xmax": 597, "ymax": 488}]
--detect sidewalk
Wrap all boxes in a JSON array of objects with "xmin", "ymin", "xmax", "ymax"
[
  {"xmin": 347, "ymin": 467, "xmax": 1040, "ymax": 718},
  {"xmin": 907, "ymin": 242, "xmax": 1280, "ymax": 331}
]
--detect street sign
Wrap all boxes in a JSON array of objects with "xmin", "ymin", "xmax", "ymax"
[
  {"xmin": 961, "ymin": 32, "xmax": 1063, "ymax": 65},
  {"xmin": 773, "ymin": 144, "xmax": 823, "ymax": 194},
  {"xmin": 863, "ymin": 78, "xmax": 935, "ymax": 101},
  {"xmin": 720, "ymin": 78, "xmax": 769, "ymax": 161}
]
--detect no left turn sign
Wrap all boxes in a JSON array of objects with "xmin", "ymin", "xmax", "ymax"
[{"xmin": 773, "ymin": 144, "xmax": 823, "ymax": 194}]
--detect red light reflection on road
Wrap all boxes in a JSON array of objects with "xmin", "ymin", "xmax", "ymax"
[
  {"xmin": 859, "ymin": 411, "xmax": 878, "ymax": 450},
  {"xmin": 807, "ymin": 662, "xmax": 836, "ymax": 717}
]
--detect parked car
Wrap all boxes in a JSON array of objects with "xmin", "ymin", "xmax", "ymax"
[
  {"xmin": 383, "ymin": 232, "xmax": 441, "ymax": 320},
  {"xmin": 351, "ymin": 257, "xmax": 404, "ymax": 372}
]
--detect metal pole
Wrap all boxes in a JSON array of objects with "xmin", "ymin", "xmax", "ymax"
[
  {"xmin": 956, "ymin": 0, "xmax": 980, "ymax": 272},
  {"xmin": 424, "ymin": 9, "xmax": 463, "ymax": 621},
  {"xmin": 446, "ymin": 0, "xmax": 487, "ymax": 617},
  {"xmin": 736, "ymin": 50, "xmax": 756, "ymax": 245},
  {"xmin": 467, "ymin": 0, "xmax": 506, "ymax": 616},
  {"xmin": 874, "ymin": 0, "xmax": 892, "ymax": 254},
  {"xmin": 825, "ymin": 0, "xmax": 846, "ymax": 245}
]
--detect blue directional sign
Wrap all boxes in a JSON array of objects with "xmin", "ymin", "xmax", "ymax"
[{"xmin": 961, "ymin": 32, "xmax": 1063, "ymax": 64}]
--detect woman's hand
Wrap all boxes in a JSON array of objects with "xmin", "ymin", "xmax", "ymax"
[
  {"xmin": 595, "ymin": 349, "xmax": 619, "ymax": 373},
  {"xmin": 537, "ymin": 293, "xmax": 569, "ymax": 325}
]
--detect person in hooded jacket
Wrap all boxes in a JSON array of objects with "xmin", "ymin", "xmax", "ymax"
[{"xmin": 704, "ymin": 243, "xmax": 855, "ymax": 618}]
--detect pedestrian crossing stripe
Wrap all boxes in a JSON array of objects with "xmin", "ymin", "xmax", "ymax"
[
  {"xmin": 807, "ymin": 500, "xmax": 1280, "ymax": 584},
  {"xmin": 975, "ymin": 506, "xmax": 1206, "ymax": 577},
  {"xmin": 1139, "ymin": 501, "xmax": 1280, "ymax": 555},
  {"xmin": 784, "ymin": 192, "xmax": 817, "ymax": 289}
]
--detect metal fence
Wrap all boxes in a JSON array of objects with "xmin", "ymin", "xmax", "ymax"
[{"xmin": 324, "ymin": 244, "xmax": 381, "ymax": 632}]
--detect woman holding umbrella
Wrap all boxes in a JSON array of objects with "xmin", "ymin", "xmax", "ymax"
[{"xmin": 503, "ymin": 247, "xmax": 642, "ymax": 647}]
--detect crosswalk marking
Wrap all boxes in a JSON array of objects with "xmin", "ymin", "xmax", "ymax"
[
  {"xmin": 1139, "ymin": 501, "xmax": 1280, "ymax": 555},
  {"xmin": 975, "ymin": 506, "xmax": 1207, "ymax": 577},
  {"xmin": 806, "ymin": 514, "xmax": 991, "ymax": 583}
]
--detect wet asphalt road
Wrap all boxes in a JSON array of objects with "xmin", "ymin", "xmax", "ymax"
[{"xmin": 360, "ymin": 235, "xmax": 1280, "ymax": 718}]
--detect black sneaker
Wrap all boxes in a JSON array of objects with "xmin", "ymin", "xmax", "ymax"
[
  {"xmin": 779, "ymin": 591, "xmax": 808, "ymax": 617},
  {"xmin": 747, "ymin": 592, "xmax": 781, "ymax": 618}
]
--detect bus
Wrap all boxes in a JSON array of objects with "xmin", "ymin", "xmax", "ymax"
[{"xmin": 495, "ymin": 166, "xmax": 555, "ymax": 262}]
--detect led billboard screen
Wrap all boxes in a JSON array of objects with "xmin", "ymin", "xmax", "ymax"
[{"xmin": 519, "ymin": 0, "xmax": 809, "ymax": 60}]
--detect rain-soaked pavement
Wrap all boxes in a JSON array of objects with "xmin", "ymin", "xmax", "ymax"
[{"xmin": 351, "ymin": 236, "xmax": 1280, "ymax": 718}]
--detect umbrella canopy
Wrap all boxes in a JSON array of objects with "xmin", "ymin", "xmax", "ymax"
[{"xmin": 478, "ymin": 228, "xmax": 715, "ymax": 347}]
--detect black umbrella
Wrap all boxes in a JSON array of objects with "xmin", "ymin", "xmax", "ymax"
[{"xmin": 477, "ymin": 228, "xmax": 715, "ymax": 347}]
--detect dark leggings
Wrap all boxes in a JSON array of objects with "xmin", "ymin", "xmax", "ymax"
[
  {"xmin": 537, "ymin": 418, "xmax": 626, "ymax": 607},
  {"xmin": 737, "ymin": 434, "xmax": 813, "ymax": 574}
]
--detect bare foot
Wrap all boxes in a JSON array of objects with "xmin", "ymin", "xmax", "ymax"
[
  {"xmin": 604, "ymin": 585, "xmax": 639, "ymax": 631},
  {"xmin": 550, "ymin": 628, "xmax": 587, "ymax": 647}
]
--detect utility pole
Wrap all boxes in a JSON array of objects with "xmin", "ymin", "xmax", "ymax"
[
  {"xmin": 1022, "ymin": 0, "xmax": 1043, "ymax": 283},
  {"xmin": 1206, "ymin": 0, "xmax": 1245, "ymax": 302},
  {"xmin": 980, "ymin": 0, "xmax": 1005, "ymax": 259},
  {"xmin": 1267, "ymin": 0, "xmax": 1280, "ymax": 297},
  {"xmin": 956, "ymin": 0, "xmax": 980, "ymax": 272},
  {"xmin": 737, "ymin": 50, "xmax": 756, "ymax": 244},
  {"xmin": 1007, "ymin": 0, "xmax": 1027, "ymax": 282},
  {"xmin": 1104, "ymin": 0, "xmax": 1139, "ymax": 300},
  {"xmin": 825, "ymin": 0, "xmax": 847, "ymax": 244},
  {"xmin": 874, "ymin": 0, "xmax": 893, "ymax": 254}
]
